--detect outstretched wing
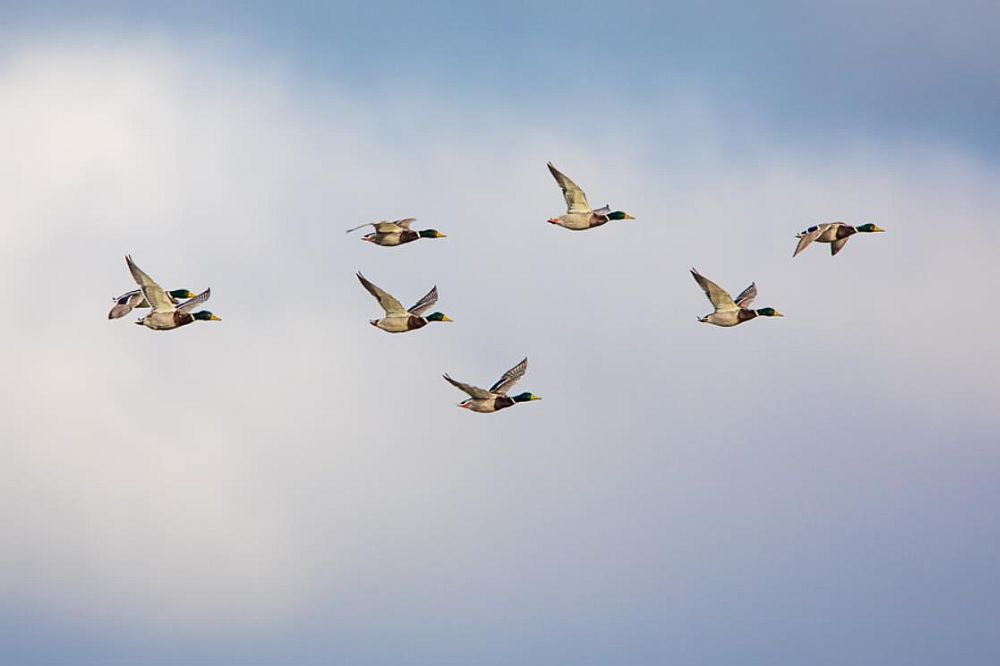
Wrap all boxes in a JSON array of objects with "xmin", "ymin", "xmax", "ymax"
[
  {"xmin": 690, "ymin": 268, "xmax": 737, "ymax": 312},
  {"xmin": 443, "ymin": 374, "xmax": 492, "ymax": 399},
  {"xmin": 830, "ymin": 236, "xmax": 850, "ymax": 256},
  {"xmin": 408, "ymin": 285, "xmax": 438, "ymax": 315},
  {"xmin": 108, "ymin": 289, "xmax": 141, "ymax": 319},
  {"xmin": 547, "ymin": 162, "xmax": 591, "ymax": 214},
  {"xmin": 126, "ymin": 255, "xmax": 173, "ymax": 313},
  {"xmin": 356, "ymin": 272, "xmax": 406, "ymax": 315},
  {"xmin": 393, "ymin": 218, "xmax": 416, "ymax": 230},
  {"xmin": 345, "ymin": 222, "xmax": 375, "ymax": 234},
  {"xmin": 793, "ymin": 223, "xmax": 831, "ymax": 257},
  {"xmin": 490, "ymin": 357, "xmax": 528, "ymax": 394},
  {"xmin": 176, "ymin": 288, "xmax": 211, "ymax": 313},
  {"xmin": 734, "ymin": 282, "xmax": 757, "ymax": 309}
]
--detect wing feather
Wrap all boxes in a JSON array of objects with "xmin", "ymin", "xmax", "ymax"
[
  {"xmin": 490, "ymin": 357, "xmax": 528, "ymax": 394},
  {"xmin": 793, "ymin": 224, "xmax": 831, "ymax": 257},
  {"xmin": 443, "ymin": 374, "xmax": 492, "ymax": 399},
  {"xmin": 356, "ymin": 272, "xmax": 406, "ymax": 315},
  {"xmin": 176, "ymin": 288, "xmax": 211, "ymax": 313},
  {"xmin": 408, "ymin": 285, "xmax": 438, "ymax": 315},
  {"xmin": 690, "ymin": 268, "xmax": 737, "ymax": 312},
  {"xmin": 734, "ymin": 282, "xmax": 757, "ymax": 309},
  {"xmin": 126, "ymin": 255, "xmax": 173, "ymax": 313},
  {"xmin": 547, "ymin": 162, "xmax": 591, "ymax": 214}
]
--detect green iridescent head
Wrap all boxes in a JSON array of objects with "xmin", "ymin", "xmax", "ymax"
[
  {"xmin": 856, "ymin": 223, "xmax": 885, "ymax": 233},
  {"xmin": 755, "ymin": 307, "xmax": 784, "ymax": 318},
  {"xmin": 426, "ymin": 312, "xmax": 453, "ymax": 322},
  {"xmin": 419, "ymin": 229, "xmax": 447, "ymax": 239},
  {"xmin": 512, "ymin": 392, "xmax": 541, "ymax": 403},
  {"xmin": 168, "ymin": 289, "xmax": 197, "ymax": 299},
  {"xmin": 607, "ymin": 211, "xmax": 635, "ymax": 221},
  {"xmin": 193, "ymin": 310, "xmax": 222, "ymax": 321}
]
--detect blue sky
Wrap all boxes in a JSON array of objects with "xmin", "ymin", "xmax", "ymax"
[{"xmin": 1, "ymin": 3, "xmax": 999, "ymax": 665}]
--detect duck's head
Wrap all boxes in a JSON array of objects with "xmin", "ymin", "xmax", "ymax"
[
  {"xmin": 607, "ymin": 211, "xmax": 635, "ymax": 221},
  {"xmin": 426, "ymin": 312, "xmax": 453, "ymax": 323},
  {"xmin": 512, "ymin": 392, "xmax": 541, "ymax": 403},
  {"xmin": 856, "ymin": 223, "xmax": 885, "ymax": 233},
  {"xmin": 419, "ymin": 229, "xmax": 447, "ymax": 239},
  {"xmin": 755, "ymin": 307, "xmax": 784, "ymax": 318},
  {"xmin": 169, "ymin": 289, "xmax": 197, "ymax": 299},
  {"xmin": 193, "ymin": 310, "xmax": 222, "ymax": 321}
]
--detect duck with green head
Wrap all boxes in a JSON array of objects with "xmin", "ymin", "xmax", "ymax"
[
  {"xmin": 793, "ymin": 222, "xmax": 885, "ymax": 257},
  {"xmin": 356, "ymin": 272, "xmax": 452, "ymax": 333},
  {"xmin": 691, "ymin": 268, "xmax": 784, "ymax": 327},
  {"xmin": 443, "ymin": 357, "xmax": 541, "ymax": 413},
  {"xmin": 346, "ymin": 218, "xmax": 446, "ymax": 246},
  {"xmin": 124, "ymin": 255, "xmax": 221, "ymax": 330},
  {"xmin": 546, "ymin": 162, "xmax": 634, "ymax": 230}
]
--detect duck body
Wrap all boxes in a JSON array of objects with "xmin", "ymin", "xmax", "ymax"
[
  {"xmin": 698, "ymin": 308, "xmax": 761, "ymax": 328},
  {"xmin": 793, "ymin": 222, "xmax": 885, "ymax": 256},
  {"xmin": 363, "ymin": 229, "xmax": 420, "ymax": 246},
  {"xmin": 139, "ymin": 310, "xmax": 200, "ymax": 330},
  {"xmin": 459, "ymin": 394, "xmax": 516, "ymax": 413},
  {"xmin": 370, "ymin": 314, "xmax": 429, "ymax": 333}
]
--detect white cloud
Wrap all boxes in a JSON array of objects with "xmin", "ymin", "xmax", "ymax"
[{"xmin": 1, "ymin": 34, "xmax": 998, "ymax": 654}]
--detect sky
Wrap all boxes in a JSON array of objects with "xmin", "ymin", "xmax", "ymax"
[{"xmin": 1, "ymin": 2, "xmax": 999, "ymax": 664}]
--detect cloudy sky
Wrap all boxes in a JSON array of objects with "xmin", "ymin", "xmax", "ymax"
[{"xmin": 2, "ymin": 2, "xmax": 999, "ymax": 664}]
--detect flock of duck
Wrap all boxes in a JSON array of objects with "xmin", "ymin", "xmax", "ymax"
[{"xmin": 109, "ymin": 162, "xmax": 885, "ymax": 413}]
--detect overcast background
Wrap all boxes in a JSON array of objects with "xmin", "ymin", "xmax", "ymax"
[{"xmin": 2, "ymin": 2, "xmax": 999, "ymax": 664}]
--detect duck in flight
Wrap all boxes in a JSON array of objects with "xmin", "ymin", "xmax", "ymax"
[
  {"xmin": 691, "ymin": 268, "xmax": 783, "ymax": 327},
  {"xmin": 346, "ymin": 218, "xmax": 446, "ymax": 246},
  {"xmin": 546, "ymin": 162, "xmax": 634, "ymax": 230},
  {"xmin": 356, "ymin": 272, "xmax": 452, "ymax": 332},
  {"xmin": 793, "ymin": 222, "xmax": 885, "ymax": 257},
  {"xmin": 443, "ymin": 357, "xmax": 541, "ymax": 413}
]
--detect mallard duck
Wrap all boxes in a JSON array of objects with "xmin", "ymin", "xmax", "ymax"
[
  {"xmin": 125, "ymin": 255, "xmax": 221, "ymax": 330},
  {"xmin": 356, "ymin": 272, "xmax": 452, "ymax": 332},
  {"xmin": 793, "ymin": 222, "xmax": 885, "ymax": 257},
  {"xmin": 108, "ymin": 288, "xmax": 197, "ymax": 319},
  {"xmin": 691, "ymin": 268, "xmax": 783, "ymax": 327},
  {"xmin": 546, "ymin": 162, "xmax": 634, "ymax": 230},
  {"xmin": 443, "ymin": 357, "xmax": 541, "ymax": 413},
  {"xmin": 345, "ymin": 218, "xmax": 446, "ymax": 246}
]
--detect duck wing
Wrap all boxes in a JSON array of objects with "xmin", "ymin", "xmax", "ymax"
[
  {"xmin": 830, "ymin": 236, "xmax": 850, "ymax": 256},
  {"xmin": 547, "ymin": 162, "xmax": 591, "ymax": 214},
  {"xmin": 108, "ymin": 289, "xmax": 142, "ymax": 319},
  {"xmin": 356, "ymin": 272, "xmax": 406, "ymax": 316},
  {"xmin": 690, "ymin": 268, "xmax": 737, "ymax": 312},
  {"xmin": 408, "ymin": 285, "xmax": 438, "ymax": 315},
  {"xmin": 793, "ymin": 223, "xmax": 832, "ymax": 257},
  {"xmin": 176, "ymin": 288, "xmax": 211, "ymax": 313},
  {"xmin": 126, "ymin": 255, "xmax": 173, "ymax": 313},
  {"xmin": 490, "ymin": 357, "xmax": 528, "ymax": 394},
  {"xmin": 443, "ymin": 374, "xmax": 493, "ymax": 399},
  {"xmin": 734, "ymin": 282, "xmax": 757, "ymax": 309}
]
